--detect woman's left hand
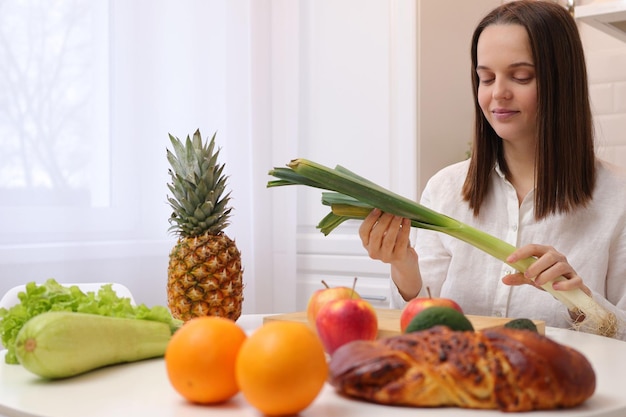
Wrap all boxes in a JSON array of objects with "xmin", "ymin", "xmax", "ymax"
[{"xmin": 502, "ymin": 244, "xmax": 592, "ymax": 297}]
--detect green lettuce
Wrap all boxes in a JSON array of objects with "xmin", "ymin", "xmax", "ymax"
[{"xmin": 0, "ymin": 279, "xmax": 182, "ymax": 364}]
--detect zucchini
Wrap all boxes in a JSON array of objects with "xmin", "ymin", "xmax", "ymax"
[{"xmin": 14, "ymin": 311, "xmax": 173, "ymax": 379}]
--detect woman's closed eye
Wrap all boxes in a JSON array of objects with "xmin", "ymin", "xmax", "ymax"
[
  {"xmin": 476, "ymin": 71, "xmax": 495, "ymax": 85},
  {"xmin": 512, "ymin": 73, "xmax": 534, "ymax": 84}
]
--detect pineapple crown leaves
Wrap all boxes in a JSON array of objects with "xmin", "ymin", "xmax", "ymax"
[{"xmin": 166, "ymin": 129, "xmax": 233, "ymax": 237}]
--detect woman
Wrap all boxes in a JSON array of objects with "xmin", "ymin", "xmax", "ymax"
[{"xmin": 359, "ymin": 1, "xmax": 626, "ymax": 339}]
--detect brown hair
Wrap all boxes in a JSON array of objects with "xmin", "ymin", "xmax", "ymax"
[{"xmin": 462, "ymin": 0, "xmax": 595, "ymax": 219}]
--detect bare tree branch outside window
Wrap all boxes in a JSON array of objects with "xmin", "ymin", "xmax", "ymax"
[{"xmin": 0, "ymin": 0, "xmax": 109, "ymax": 207}]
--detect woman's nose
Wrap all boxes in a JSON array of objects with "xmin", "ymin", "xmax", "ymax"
[{"xmin": 492, "ymin": 79, "xmax": 511, "ymax": 100}]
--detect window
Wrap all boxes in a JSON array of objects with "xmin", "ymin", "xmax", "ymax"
[{"xmin": 0, "ymin": 0, "xmax": 112, "ymax": 244}]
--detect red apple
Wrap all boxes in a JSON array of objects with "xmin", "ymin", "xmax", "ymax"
[
  {"xmin": 400, "ymin": 289, "xmax": 463, "ymax": 332},
  {"xmin": 306, "ymin": 279, "xmax": 360, "ymax": 329},
  {"xmin": 315, "ymin": 298, "xmax": 378, "ymax": 355}
]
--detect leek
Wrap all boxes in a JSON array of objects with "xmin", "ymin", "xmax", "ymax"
[{"xmin": 268, "ymin": 158, "xmax": 617, "ymax": 338}]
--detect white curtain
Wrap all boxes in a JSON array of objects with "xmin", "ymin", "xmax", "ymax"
[{"xmin": 0, "ymin": 0, "xmax": 291, "ymax": 312}]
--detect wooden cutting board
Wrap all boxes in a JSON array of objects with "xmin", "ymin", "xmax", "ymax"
[{"xmin": 263, "ymin": 308, "xmax": 545, "ymax": 338}]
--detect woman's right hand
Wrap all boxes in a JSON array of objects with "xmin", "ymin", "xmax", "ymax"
[
  {"xmin": 359, "ymin": 209, "xmax": 421, "ymax": 300},
  {"xmin": 359, "ymin": 209, "xmax": 413, "ymax": 263}
]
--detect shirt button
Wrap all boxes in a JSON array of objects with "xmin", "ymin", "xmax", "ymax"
[
  {"xmin": 512, "ymin": 224, "xmax": 518, "ymax": 232},
  {"xmin": 494, "ymin": 312, "xmax": 502, "ymax": 317}
]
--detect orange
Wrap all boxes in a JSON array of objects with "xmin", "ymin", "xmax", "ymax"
[
  {"xmin": 236, "ymin": 321, "xmax": 328, "ymax": 416},
  {"xmin": 165, "ymin": 316, "xmax": 246, "ymax": 404}
]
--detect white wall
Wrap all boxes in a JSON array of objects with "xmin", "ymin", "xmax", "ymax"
[{"xmin": 579, "ymin": 23, "xmax": 626, "ymax": 167}]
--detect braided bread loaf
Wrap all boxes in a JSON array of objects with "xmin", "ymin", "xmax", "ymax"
[{"xmin": 328, "ymin": 326, "xmax": 595, "ymax": 412}]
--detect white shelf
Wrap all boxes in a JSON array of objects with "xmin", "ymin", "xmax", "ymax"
[{"xmin": 576, "ymin": 1, "xmax": 626, "ymax": 42}]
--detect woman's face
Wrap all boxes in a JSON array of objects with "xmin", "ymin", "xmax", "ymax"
[{"xmin": 476, "ymin": 24, "xmax": 537, "ymax": 147}]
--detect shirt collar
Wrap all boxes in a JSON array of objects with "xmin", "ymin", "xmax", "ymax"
[{"xmin": 494, "ymin": 161, "xmax": 506, "ymax": 179}]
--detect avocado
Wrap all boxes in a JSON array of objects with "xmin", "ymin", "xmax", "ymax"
[
  {"xmin": 504, "ymin": 318, "xmax": 538, "ymax": 332},
  {"xmin": 405, "ymin": 306, "xmax": 474, "ymax": 333}
]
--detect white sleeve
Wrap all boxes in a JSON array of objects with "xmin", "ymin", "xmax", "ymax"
[
  {"xmin": 389, "ymin": 274, "xmax": 430, "ymax": 309},
  {"xmin": 389, "ymin": 278, "xmax": 408, "ymax": 309}
]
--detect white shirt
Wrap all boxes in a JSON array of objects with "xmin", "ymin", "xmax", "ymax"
[{"xmin": 390, "ymin": 158, "xmax": 626, "ymax": 340}]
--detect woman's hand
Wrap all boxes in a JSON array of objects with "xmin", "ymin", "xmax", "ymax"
[
  {"xmin": 503, "ymin": 244, "xmax": 592, "ymax": 297},
  {"xmin": 359, "ymin": 209, "xmax": 421, "ymax": 300},
  {"xmin": 359, "ymin": 209, "xmax": 414, "ymax": 264}
]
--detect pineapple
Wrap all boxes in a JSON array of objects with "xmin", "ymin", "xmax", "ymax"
[{"xmin": 166, "ymin": 129, "xmax": 243, "ymax": 321}]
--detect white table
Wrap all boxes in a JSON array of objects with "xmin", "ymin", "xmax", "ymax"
[{"xmin": 1, "ymin": 315, "xmax": 626, "ymax": 417}]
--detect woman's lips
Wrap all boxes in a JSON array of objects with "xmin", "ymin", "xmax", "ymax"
[{"xmin": 492, "ymin": 108, "xmax": 519, "ymax": 121}]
